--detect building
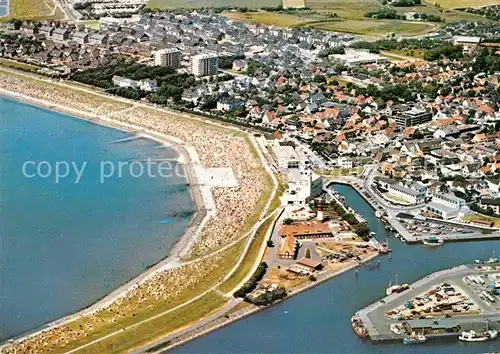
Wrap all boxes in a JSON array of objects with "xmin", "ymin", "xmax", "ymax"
[
  {"xmin": 72, "ymin": 32, "xmax": 89, "ymax": 44},
  {"xmin": 278, "ymin": 234, "xmax": 297, "ymax": 259},
  {"xmin": 272, "ymin": 145, "xmax": 308, "ymax": 170},
  {"xmin": 394, "ymin": 108, "xmax": 432, "ymax": 127},
  {"xmin": 478, "ymin": 198, "xmax": 500, "ymax": 215},
  {"xmin": 403, "ymin": 319, "xmax": 460, "ymax": 334},
  {"xmin": 112, "ymin": 75, "xmax": 138, "ymax": 88},
  {"xmin": 52, "ymin": 28, "xmax": 69, "ymax": 41},
  {"xmin": 279, "ymin": 219, "xmax": 333, "ymax": 240},
  {"xmin": 294, "ymin": 257, "xmax": 322, "ymax": 273},
  {"xmin": 426, "ymin": 193, "xmax": 467, "ymax": 219},
  {"xmin": 154, "ymin": 48, "xmax": 181, "ymax": 67},
  {"xmin": 285, "ymin": 169, "xmax": 323, "ymax": 205},
  {"xmin": 217, "ymin": 97, "xmax": 242, "ymax": 112},
  {"xmin": 191, "ymin": 53, "xmax": 218, "ymax": 76},
  {"xmin": 89, "ymin": 33, "xmax": 108, "ymax": 45},
  {"xmin": 39, "ymin": 26, "xmax": 54, "ymax": 37},
  {"xmin": 388, "ymin": 182, "xmax": 427, "ymax": 204},
  {"xmin": 331, "ymin": 49, "xmax": 389, "ymax": 66}
]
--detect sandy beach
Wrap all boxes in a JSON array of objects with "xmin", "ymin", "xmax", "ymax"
[{"xmin": 0, "ymin": 70, "xmax": 271, "ymax": 353}]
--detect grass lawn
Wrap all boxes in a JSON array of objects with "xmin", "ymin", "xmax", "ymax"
[
  {"xmin": 315, "ymin": 167, "xmax": 365, "ymax": 176},
  {"xmin": 383, "ymin": 48, "xmax": 425, "ymax": 59},
  {"xmin": 0, "ymin": 58, "xmax": 38, "ymax": 72},
  {"xmin": 218, "ymin": 216, "xmax": 275, "ymax": 294},
  {"xmin": 79, "ymin": 19, "xmax": 101, "ymax": 30},
  {"xmin": 462, "ymin": 213, "xmax": 500, "ymax": 228},
  {"xmin": 147, "ymin": 0, "xmax": 280, "ymax": 9},
  {"xmin": 74, "ymin": 292, "xmax": 226, "ymax": 354},
  {"xmin": 423, "ymin": 0, "xmax": 500, "ymax": 8}
]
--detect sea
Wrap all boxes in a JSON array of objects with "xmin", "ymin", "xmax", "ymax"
[
  {"xmin": 172, "ymin": 184, "xmax": 500, "ymax": 354},
  {"xmin": 0, "ymin": 97, "xmax": 195, "ymax": 341}
]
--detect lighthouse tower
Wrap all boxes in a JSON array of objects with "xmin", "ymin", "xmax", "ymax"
[{"xmin": 317, "ymin": 204, "xmax": 324, "ymax": 222}]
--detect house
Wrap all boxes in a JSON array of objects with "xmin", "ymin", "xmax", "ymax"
[
  {"xmin": 112, "ymin": 75, "xmax": 138, "ymax": 88},
  {"xmin": 138, "ymin": 79, "xmax": 157, "ymax": 92},
  {"xmin": 72, "ymin": 32, "xmax": 89, "ymax": 44},
  {"xmin": 426, "ymin": 193, "xmax": 467, "ymax": 219},
  {"xmin": 89, "ymin": 33, "xmax": 108, "ymax": 45},
  {"xmin": 278, "ymin": 235, "xmax": 297, "ymax": 259},
  {"xmin": 39, "ymin": 26, "xmax": 54, "ymax": 37},
  {"xmin": 388, "ymin": 182, "xmax": 427, "ymax": 204},
  {"xmin": 217, "ymin": 97, "xmax": 242, "ymax": 112},
  {"xmin": 295, "ymin": 257, "xmax": 322, "ymax": 273},
  {"xmin": 279, "ymin": 219, "xmax": 333, "ymax": 240},
  {"xmin": 232, "ymin": 59, "xmax": 247, "ymax": 71},
  {"xmin": 52, "ymin": 28, "xmax": 69, "ymax": 41},
  {"xmin": 478, "ymin": 198, "xmax": 500, "ymax": 215}
]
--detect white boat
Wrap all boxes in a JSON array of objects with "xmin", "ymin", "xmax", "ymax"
[
  {"xmin": 423, "ymin": 236, "xmax": 444, "ymax": 246},
  {"xmin": 459, "ymin": 329, "xmax": 498, "ymax": 342},
  {"xmin": 403, "ymin": 333, "xmax": 427, "ymax": 345},
  {"xmin": 385, "ymin": 276, "xmax": 408, "ymax": 296}
]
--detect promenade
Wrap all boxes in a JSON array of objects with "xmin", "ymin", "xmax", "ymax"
[{"xmin": 0, "ymin": 69, "xmax": 277, "ymax": 353}]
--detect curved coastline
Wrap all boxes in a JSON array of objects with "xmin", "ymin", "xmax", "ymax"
[{"xmin": 0, "ymin": 89, "xmax": 213, "ymax": 345}]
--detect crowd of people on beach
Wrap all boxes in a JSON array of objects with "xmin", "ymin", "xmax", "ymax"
[
  {"xmin": 0, "ymin": 72, "xmax": 268, "ymax": 353},
  {"xmin": 113, "ymin": 107, "xmax": 266, "ymax": 256}
]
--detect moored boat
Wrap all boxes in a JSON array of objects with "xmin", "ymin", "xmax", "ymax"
[
  {"xmin": 423, "ymin": 236, "xmax": 444, "ymax": 246},
  {"xmin": 351, "ymin": 314, "xmax": 369, "ymax": 338},
  {"xmin": 459, "ymin": 329, "xmax": 498, "ymax": 342},
  {"xmin": 403, "ymin": 333, "xmax": 427, "ymax": 345}
]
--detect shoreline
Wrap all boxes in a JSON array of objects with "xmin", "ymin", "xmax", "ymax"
[
  {"xmin": 0, "ymin": 89, "xmax": 214, "ymax": 345},
  {"xmin": 144, "ymin": 252, "xmax": 381, "ymax": 353}
]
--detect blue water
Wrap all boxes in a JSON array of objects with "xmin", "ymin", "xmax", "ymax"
[
  {"xmin": 0, "ymin": 98, "xmax": 195, "ymax": 341},
  {"xmin": 0, "ymin": 7, "xmax": 6, "ymax": 17},
  {"xmin": 173, "ymin": 184, "xmax": 500, "ymax": 353}
]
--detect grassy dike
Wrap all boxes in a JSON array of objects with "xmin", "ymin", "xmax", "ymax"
[{"xmin": 0, "ymin": 68, "xmax": 278, "ymax": 354}]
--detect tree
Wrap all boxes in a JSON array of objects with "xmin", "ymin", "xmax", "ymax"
[
  {"xmin": 267, "ymin": 240, "xmax": 274, "ymax": 247},
  {"xmin": 305, "ymin": 248, "xmax": 311, "ymax": 259},
  {"xmin": 283, "ymin": 218, "xmax": 294, "ymax": 225}
]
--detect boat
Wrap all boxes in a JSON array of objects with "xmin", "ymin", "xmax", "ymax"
[
  {"xmin": 403, "ymin": 333, "xmax": 427, "ymax": 345},
  {"xmin": 459, "ymin": 329, "xmax": 498, "ymax": 342},
  {"xmin": 351, "ymin": 314, "xmax": 369, "ymax": 338},
  {"xmin": 386, "ymin": 276, "xmax": 409, "ymax": 296},
  {"xmin": 423, "ymin": 236, "xmax": 444, "ymax": 246},
  {"xmin": 374, "ymin": 211, "xmax": 382, "ymax": 218},
  {"xmin": 380, "ymin": 239, "xmax": 392, "ymax": 253}
]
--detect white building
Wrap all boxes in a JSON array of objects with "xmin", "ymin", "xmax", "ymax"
[
  {"xmin": 426, "ymin": 192, "xmax": 467, "ymax": 219},
  {"xmin": 191, "ymin": 53, "xmax": 218, "ymax": 76},
  {"xmin": 154, "ymin": 48, "xmax": 180, "ymax": 68},
  {"xmin": 272, "ymin": 145, "xmax": 308, "ymax": 170},
  {"xmin": 331, "ymin": 49, "xmax": 389, "ymax": 67},
  {"xmin": 388, "ymin": 182, "xmax": 427, "ymax": 205},
  {"xmin": 285, "ymin": 169, "xmax": 323, "ymax": 205}
]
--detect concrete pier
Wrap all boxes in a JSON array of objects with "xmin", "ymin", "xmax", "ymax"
[{"xmin": 356, "ymin": 265, "xmax": 500, "ymax": 343}]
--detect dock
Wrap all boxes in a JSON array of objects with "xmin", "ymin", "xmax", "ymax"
[{"xmin": 356, "ymin": 264, "xmax": 500, "ymax": 343}]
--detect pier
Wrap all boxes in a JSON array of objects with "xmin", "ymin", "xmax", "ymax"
[
  {"xmin": 356, "ymin": 264, "xmax": 500, "ymax": 343},
  {"xmin": 106, "ymin": 134, "xmax": 144, "ymax": 144}
]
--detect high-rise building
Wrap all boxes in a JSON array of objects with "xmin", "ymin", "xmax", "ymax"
[
  {"xmin": 191, "ymin": 53, "xmax": 219, "ymax": 76},
  {"xmin": 154, "ymin": 48, "xmax": 181, "ymax": 68}
]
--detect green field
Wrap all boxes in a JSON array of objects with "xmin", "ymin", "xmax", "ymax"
[
  {"xmin": 424, "ymin": 0, "xmax": 500, "ymax": 9},
  {"xmin": 147, "ymin": 0, "xmax": 280, "ymax": 9}
]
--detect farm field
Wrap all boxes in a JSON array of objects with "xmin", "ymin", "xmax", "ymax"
[
  {"xmin": 225, "ymin": 11, "xmax": 312, "ymax": 27},
  {"xmin": 304, "ymin": 19, "xmax": 436, "ymax": 36},
  {"xmin": 147, "ymin": 0, "xmax": 280, "ymax": 9},
  {"xmin": 423, "ymin": 0, "xmax": 500, "ymax": 9}
]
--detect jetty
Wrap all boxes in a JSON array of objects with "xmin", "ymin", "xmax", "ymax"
[{"xmin": 356, "ymin": 264, "xmax": 500, "ymax": 343}]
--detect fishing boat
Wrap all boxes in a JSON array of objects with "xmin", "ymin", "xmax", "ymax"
[
  {"xmin": 459, "ymin": 329, "xmax": 498, "ymax": 342},
  {"xmin": 380, "ymin": 239, "xmax": 392, "ymax": 253},
  {"xmin": 423, "ymin": 236, "xmax": 444, "ymax": 246},
  {"xmin": 351, "ymin": 314, "xmax": 369, "ymax": 338},
  {"xmin": 403, "ymin": 333, "xmax": 427, "ymax": 345},
  {"xmin": 386, "ymin": 276, "xmax": 409, "ymax": 296},
  {"xmin": 374, "ymin": 211, "xmax": 382, "ymax": 218}
]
